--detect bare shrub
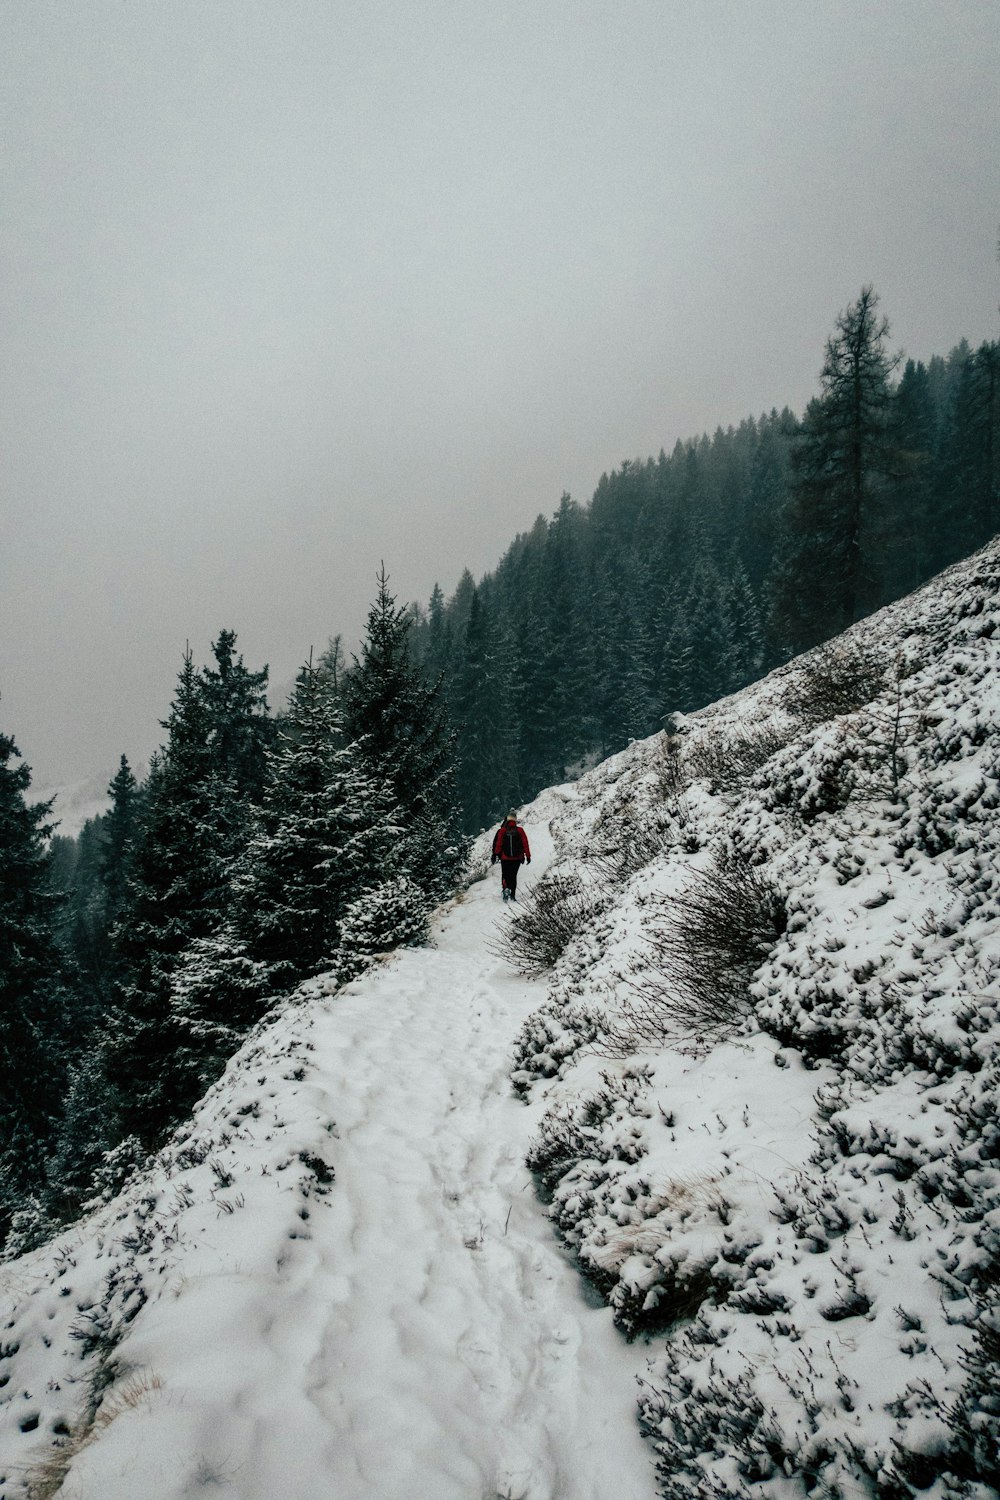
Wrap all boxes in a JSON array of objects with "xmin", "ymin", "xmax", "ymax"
[
  {"xmin": 606, "ymin": 846, "xmax": 786, "ymax": 1054},
  {"xmin": 653, "ymin": 732, "xmax": 688, "ymax": 802},
  {"xmin": 591, "ymin": 796, "xmax": 681, "ymax": 883},
  {"xmin": 493, "ymin": 872, "xmax": 608, "ymax": 976},
  {"xmin": 684, "ymin": 722, "xmax": 789, "ymax": 798},
  {"xmin": 785, "ymin": 640, "xmax": 888, "ymax": 729}
]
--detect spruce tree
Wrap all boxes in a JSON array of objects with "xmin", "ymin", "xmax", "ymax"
[
  {"xmin": 200, "ymin": 628, "xmax": 274, "ymax": 806},
  {"xmin": 884, "ymin": 359, "xmax": 937, "ymax": 593},
  {"xmin": 0, "ymin": 732, "xmax": 66, "ymax": 1240},
  {"xmin": 683, "ymin": 557, "xmax": 737, "ymax": 710},
  {"xmin": 233, "ymin": 657, "xmax": 391, "ymax": 974},
  {"xmin": 937, "ymin": 341, "xmax": 1000, "ymax": 563},
  {"xmin": 102, "ymin": 755, "xmax": 140, "ymax": 937},
  {"xmin": 658, "ymin": 608, "xmax": 695, "ymax": 718},
  {"xmin": 452, "ymin": 589, "xmax": 521, "ymax": 832},
  {"xmin": 344, "ymin": 567, "xmax": 466, "ymax": 898},
  {"xmin": 724, "ymin": 558, "xmax": 765, "ymax": 693},
  {"xmin": 104, "ymin": 650, "xmax": 230, "ymax": 1144}
]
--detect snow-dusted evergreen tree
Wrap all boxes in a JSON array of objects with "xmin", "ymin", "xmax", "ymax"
[
  {"xmin": 345, "ymin": 566, "xmax": 466, "ymax": 899},
  {"xmin": 337, "ymin": 875, "xmax": 429, "ymax": 982},
  {"xmin": 658, "ymin": 609, "xmax": 694, "ymax": 718},
  {"xmin": 101, "ymin": 755, "xmax": 140, "ymax": 937},
  {"xmin": 103, "ymin": 650, "xmax": 232, "ymax": 1144},
  {"xmin": 0, "ymin": 732, "xmax": 66, "ymax": 1242},
  {"xmin": 724, "ymin": 556, "xmax": 765, "ymax": 692},
  {"xmin": 234, "ymin": 653, "xmax": 399, "ymax": 991},
  {"xmin": 317, "ymin": 633, "xmax": 347, "ymax": 699},
  {"xmin": 683, "ymin": 556, "xmax": 737, "ymax": 710},
  {"xmin": 96, "ymin": 635, "xmax": 273, "ymax": 1144},
  {"xmin": 936, "ymin": 339, "xmax": 1000, "ymax": 568},
  {"xmin": 422, "ymin": 582, "xmax": 451, "ymax": 683},
  {"xmin": 452, "ymin": 589, "xmax": 521, "ymax": 833},
  {"xmin": 200, "ymin": 628, "xmax": 274, "ymax": 809},
  {"xmin": 772, "ymin": 286, "xmax": 901, "ymax": 651}
]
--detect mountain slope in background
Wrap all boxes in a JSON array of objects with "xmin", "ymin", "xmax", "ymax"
[
  {"xmin": 2, "ymin": 539, "xmax": 999, "ymax": 1499},
  {"xmin": 28, "ymin": 776, "xmax": 112, "ymax": 841}
]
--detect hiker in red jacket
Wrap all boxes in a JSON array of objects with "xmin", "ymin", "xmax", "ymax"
[{"xmin": 491, "ymin": 809, "xmax": 531, "ymax": 901}]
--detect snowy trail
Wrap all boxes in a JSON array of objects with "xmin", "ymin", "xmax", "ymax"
[{"xmin": 54, "ymin": 807, "xmax": 654, "ymax": 1500}]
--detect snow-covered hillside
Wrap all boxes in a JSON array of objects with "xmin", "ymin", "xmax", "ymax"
[
  {"xmin": 2, "ymin": 540, "xmax": 999, "ymax": 1499},
  {"xmin": 506, "ymin": 539, "xmax": 1000, "ymax": 1498},
  {"xmin": 28, "ymin": 776, "xmax": 113, "ymax": 841}
]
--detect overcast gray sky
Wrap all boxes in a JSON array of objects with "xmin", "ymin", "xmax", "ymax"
[{"xmin": 2, "ymin": 0, "xmax": 998, "ymax": 792}]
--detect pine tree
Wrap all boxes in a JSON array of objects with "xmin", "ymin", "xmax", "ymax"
[
  {"xmin": 423, "ymin": 583, "xmax": 452, "ymax": 684},
  {"xmin": 658, "ymin": 607, "xmax": 695, "ymax": 718},
  {"xmin": 937, "ymin": 341, "xmax": 1000, "ymax": 564},
  {"xmin": 684, "ymin": 557, "xmax": 737, "ymax": 710},
  {"xmin": 883, "ymin": 359, "xmax": 937, "ymax": 593},
  {"xmin": 57, "ymin": 815, "xmax": 111, "ymax": 1022},
  {"xmin": 318, "ymin": 634, "xmax": 347, "ymax": 700},
  {"xmin": 344, "ymin": 567, "xmax": 466, "ymax": 899},
  {"xmin": 0, "ymin": 732, "xmax": 66, "ymax": 1240},
  {"xmin": 724, "ymin": 557, "xmax": 765, "ymax": 693}
]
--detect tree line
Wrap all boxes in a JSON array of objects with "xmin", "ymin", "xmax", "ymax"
[
  {"xmin": 2, "ymin": 288, "xmax": 996, "ymax": 1252},
  {"xmin": 407, "ymin": 290, "xmax": 998, "ymax": 832},
  {"xmin": 0, "ymin": 574, "xmax": 465, "ymax": 1254}
]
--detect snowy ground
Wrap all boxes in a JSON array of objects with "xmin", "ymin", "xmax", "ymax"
[{"xmin": 0, "ymin": 801, "xmax": 654, "ymax": 1500}]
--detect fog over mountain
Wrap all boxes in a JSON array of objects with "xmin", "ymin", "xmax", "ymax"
[{"xmin": 2, "ymin": 1, "xmax": 998, "ymax": 788}]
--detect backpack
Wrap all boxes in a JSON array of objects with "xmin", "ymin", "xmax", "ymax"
[{"xmin": 500, "ymin": 826, "xmax": 522, "ymax": 860}]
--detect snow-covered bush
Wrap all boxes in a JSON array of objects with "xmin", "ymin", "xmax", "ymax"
[
  {"xmin": 1, "ymin": 1197, "xmax": 58, "ymax": 1263},
  {"xmin": 683, "ymin": 721, "xmax": 789, "ymax": 798},
  {"xmin": 527, "ymin": 1065, "xmax": 743, "ymax": 1339},
  {"xmin": 784, "ymin": 638, "xmax": 888, "ymax": 728},
  {"xmin": 336, "ymin": 876, "xmax": 430, "ymax": 981},
  {"xmin": 608, "ymin": 844, "xmax": 786, "ymax": 1054},
  {"xmin": 510, "ymin": 993, "xmax": 607, "ymax": 1095},
  {"xmin": 590, "ymin": 793, "xmax": 682, "ymax": 883}
]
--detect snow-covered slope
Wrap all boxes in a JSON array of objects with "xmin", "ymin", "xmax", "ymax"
[
  {"xmin": 506, "ymin": 539, "xmax": 1000, "ymax": 1498},
  {"xmin": 3, "ymin": 540, "xmax": 999, "ymax": 1500},
  {"xmin": 0, "ymin": 810, "xmax": 653, "ymax": 1500}
]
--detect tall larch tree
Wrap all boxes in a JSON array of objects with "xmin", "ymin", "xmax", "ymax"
[{"xmin": 772, "ymin": 287, "xmax": 900, "ymax": 652}]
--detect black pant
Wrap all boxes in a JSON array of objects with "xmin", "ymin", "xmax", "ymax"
[{"xmin": 500, "ymin": 859, "xmax": 522, "ymax": 895}]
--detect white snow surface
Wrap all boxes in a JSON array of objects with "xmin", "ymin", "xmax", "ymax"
[{"xmin": 0, "ymin": 800, "xmax": 654, "ymax": 1500}]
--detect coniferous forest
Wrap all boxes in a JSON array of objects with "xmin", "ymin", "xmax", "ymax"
[
  {"xmin": 1, "ymin": 289, "xmax": 998, "ymax": 1253},
  {"xmin": 408, "ymin": 294, "xmax": 999, "ymax": 831}
]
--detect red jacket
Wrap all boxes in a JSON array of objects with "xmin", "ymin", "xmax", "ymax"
[{"xmin": 493, "ymin": 822, "xmax": 530, "ymax": 862}]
